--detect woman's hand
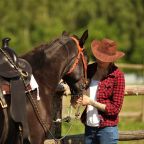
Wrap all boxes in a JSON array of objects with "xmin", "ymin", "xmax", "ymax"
[
  {"xmin": 76, "ymin": 95, "xmax": 91, "ymax": 106},
  {"xmin": 77, "ymin": 95, "xmax": 106, "ymax": 112}
]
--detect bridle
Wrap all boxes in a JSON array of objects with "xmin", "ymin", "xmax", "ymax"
[
  {"xmin": 58, "ymin": 35, "xmax": 88, "ymax": 119},
  {"xmin": 67, "ymin": 36, "xmax": 87, "ymax": 79},
  {"xmin": 66, "ymin": 36, "xmax": 88, "ymax": 118},
  {"xmin": 66, "ymin": 36, "xmax": 88, "ymax": 95}
]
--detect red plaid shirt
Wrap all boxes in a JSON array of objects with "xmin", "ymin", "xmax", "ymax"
[{"xmin": 86, "ymin": 62, "xmax": 125, "ymax": 127}]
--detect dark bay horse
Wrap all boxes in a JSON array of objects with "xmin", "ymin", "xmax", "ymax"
[{"xmin": 0, "ymin": 30, "xmax": 88, "ymax": 144}]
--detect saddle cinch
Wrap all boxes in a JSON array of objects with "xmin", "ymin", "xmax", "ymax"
[{"xmin": 0, "ymin": 38, "xmax": 32, "ymax": 139}]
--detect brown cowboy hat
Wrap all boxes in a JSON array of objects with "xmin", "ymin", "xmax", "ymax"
[{"xmin": 91, "ymin": 38, "xmax": 125, "ymax": 62}]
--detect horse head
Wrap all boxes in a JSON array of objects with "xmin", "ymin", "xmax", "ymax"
[
  {"xmin": 63, "ymin": 30, "xmax": 89, "ymax": 97},
  {"xmin": 22, "ymin": 30, "xmax": 89, "ymax": 98}
]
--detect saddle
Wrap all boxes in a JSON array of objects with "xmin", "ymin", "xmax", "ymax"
[{"xmin": 0, "ymin": 38, "xmax": 32, "ymax": 139}]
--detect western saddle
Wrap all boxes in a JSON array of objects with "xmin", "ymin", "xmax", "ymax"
[{"xmin": 0, "ymin": 38, "xmax": 32, "ymax": 140}]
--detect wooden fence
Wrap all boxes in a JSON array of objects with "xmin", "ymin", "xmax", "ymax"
[{"xmin": 121, "ymin": 85, "xmax": 144, "ymax": 122}]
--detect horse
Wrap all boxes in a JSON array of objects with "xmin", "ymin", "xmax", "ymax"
[{"xmin": 0, "ymin": 30, "xmax": 88, "ymax": 144}]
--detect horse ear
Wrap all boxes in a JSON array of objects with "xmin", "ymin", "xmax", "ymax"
[
  {"xmin": 79, "ymin": 29, "xmax": 88, "ymax": 48},
  {"xmin": 62, "ymin": 30, "xmax": 69, "ymax": 36}
]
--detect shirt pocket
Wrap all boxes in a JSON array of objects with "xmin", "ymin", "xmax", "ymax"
[{"xmin": 103, "ymin": 81, "xmax": 114, "ymax": 98}]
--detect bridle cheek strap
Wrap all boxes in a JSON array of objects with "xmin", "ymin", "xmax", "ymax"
[{"xmin": 67, "ymin": 37, "xmax": 87, "ymax": 78}]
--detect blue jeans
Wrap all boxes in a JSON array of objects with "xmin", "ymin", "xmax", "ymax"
[{"xmin": 85, "ymin": 125, "xmax": 118, "ymax": 144}]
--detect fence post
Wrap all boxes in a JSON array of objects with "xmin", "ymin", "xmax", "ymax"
[
  {"xmin": 142, "ymin": 62, "xmax": 144, "ymax": 122},
  {"xmin": 142, "ymin": 96, "xmax": 144, "ymax": 122}
]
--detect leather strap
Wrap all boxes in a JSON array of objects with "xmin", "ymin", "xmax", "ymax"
[
  {"xmin": 1, "ymin": 83, "xmax": 32, "ymax": 95},
  {"xmin": 10, "ymin": 78, "xmax": 29, "ymax": 139},
  {"xmin": 0, "ymin": 86, "xmax": 7, "ymax": 108}
]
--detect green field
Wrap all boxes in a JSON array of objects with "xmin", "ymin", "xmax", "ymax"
[{"xmin": 62, "ymin": 96, "xmax": 144, "ymax": 144}]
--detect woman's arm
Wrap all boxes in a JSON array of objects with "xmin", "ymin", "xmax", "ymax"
[
  {"xmin": 89, "ymin": 98, "xmax": 106, "ymax": 112},
  {"xmin": 76, "ymin": 95, "xmax": 106, "ymax": 112}
]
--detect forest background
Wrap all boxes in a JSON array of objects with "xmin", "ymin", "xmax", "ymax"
[{"xmin": 0, "ymin": 0, "xmax": 144, "ymax": 65}]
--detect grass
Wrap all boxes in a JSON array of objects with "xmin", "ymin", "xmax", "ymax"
[{"xmin": 62, "ymin": 95, "xmax": 144, "ymax": 144}]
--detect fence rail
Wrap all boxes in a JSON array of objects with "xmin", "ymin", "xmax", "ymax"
[
  {"xmin": 116, "ymin": 63, "xmax": 144, "ymax": 70},
  {"xmin": 45, "ymin": 130, "xmax": 144, "ymax": 144},
  {"xmin": 125, "ymin": 85, "xmax": 144, "ymax": 96}
]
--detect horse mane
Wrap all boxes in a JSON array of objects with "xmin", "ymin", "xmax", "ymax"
[{"xmin": 30, "ymin": 32, "xmax": 69, "ymax": 53}]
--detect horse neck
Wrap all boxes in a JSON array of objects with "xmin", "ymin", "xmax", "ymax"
[
  {"xmin": 21, "ymin": 44, "xmax": 70, "ymax": 89},
  {"xmin": 21, "ymin": 48, "xmax": 44, "ymax": 71},
  {"xmin": 42, "ymin": 44, "xmax": 70, "ymax": 85}
]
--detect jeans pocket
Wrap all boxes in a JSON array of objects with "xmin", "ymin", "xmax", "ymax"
[{"xmin": 99, "ymin": 126, "xmax": 118, "ymax": 144}]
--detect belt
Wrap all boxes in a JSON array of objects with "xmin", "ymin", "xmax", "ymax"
[{"xmin": 1, "ymin": 83, "xmax": 32, "ymax": 95}]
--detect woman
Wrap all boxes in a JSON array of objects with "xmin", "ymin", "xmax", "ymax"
[{"xmin": 77, "ymin": 38, "xmax": 125, "ymax": 144}]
